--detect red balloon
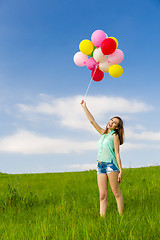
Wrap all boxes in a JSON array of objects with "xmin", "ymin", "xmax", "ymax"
[
  {"xmin": 91, "ymin": 67, "xmax": 104, "ymax": 81},
  {"xmin": 101, "ymin": 38, "xmax": 116, "ymax": 55}
]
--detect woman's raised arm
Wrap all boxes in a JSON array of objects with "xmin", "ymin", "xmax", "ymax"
[{"xmin": 80, "ymin": 100, "xmax": 105, "ymax": 135}]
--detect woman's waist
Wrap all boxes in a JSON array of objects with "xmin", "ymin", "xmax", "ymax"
[{"xmin": 97, "ymin": 156, "xmax": 117, "ymax": 164}]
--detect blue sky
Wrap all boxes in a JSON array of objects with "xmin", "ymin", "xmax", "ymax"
[{"xmin": 0, "ymin": 0, "xmax": 160, "ymax": 174}]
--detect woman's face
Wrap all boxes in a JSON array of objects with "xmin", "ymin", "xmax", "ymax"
[{"xmin": 107, "ymin": 117, "xmax": 119, "ymax": 130}]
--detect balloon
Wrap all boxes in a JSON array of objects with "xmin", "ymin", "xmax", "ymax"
[
  {"xmin": 86, "ymin": 58, "xmax": 97, "ymax": 70},
  {"xmin": 91, "ymin": 67, "xmax": 104, "ymax": 81},
  {"xmin": 93, "ymin": 47, "xmax": 106, "ymax": 62},
  {"xmin": 74, "ymin": 30, "xmax": 124, "ymax": 85},
  {"xmin": 91, "ymin": 30, "xmax": 107, "ymax": 47},
  {"xmin": 109, "ymin": 64, "xmax": 123, "ymax": 78},
  {"xmin": 101, "ymin": 38, "xmax": 116, "ymax": 55},
  {"xmin": 79, "ymin": 39, "xmax": 94, "ymax": 55},
  {"xmin": 108, "ymin": 49, "xmax": 124, "ymax": 65},
  {"xmin": 73, "ymin": 52, "xmax": 88, "ymax": 67},
  {"xmin": 109, "ymin": 37, "xmax": 118, "ymax": 48},
  {"xmin": 99, "ymin": 60, "xmax": 111, "ymax": 73}
]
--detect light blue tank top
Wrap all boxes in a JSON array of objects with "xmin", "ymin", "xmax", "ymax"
[{"xmin": 97, "ymin": 130, "xmax": 119, "ymax": 170}]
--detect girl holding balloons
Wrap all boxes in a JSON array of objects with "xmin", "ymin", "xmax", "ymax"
[
  {"xmin": 80, "ymin": 100, "xmax": 124, "ymax": 217},
  {"xmin": 75, "ymin": 30, "xmax": 125, "ymax": 216}
]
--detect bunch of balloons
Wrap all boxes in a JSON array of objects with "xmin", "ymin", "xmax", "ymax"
[{"xmin": 73, "ymin": 30, "xmax": 124, "ymax": 82}]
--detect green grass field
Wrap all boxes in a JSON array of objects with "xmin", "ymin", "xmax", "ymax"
[{"xmin": 0, "ymin": 166, "xmax": 160, "ymax": 240}]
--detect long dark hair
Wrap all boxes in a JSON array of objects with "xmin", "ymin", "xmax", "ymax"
[{"xmin": 103, "ymin": 116, "xmax": 124, "ymax": 145}]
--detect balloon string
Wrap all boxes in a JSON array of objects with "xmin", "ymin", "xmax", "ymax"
[
  {"xmin": 83, "ymin": 78, "xmax": 92, "ymax": 99},
  {"xmin": 83, "ymin": 64, "xmax": 98, "ymax": 99}
]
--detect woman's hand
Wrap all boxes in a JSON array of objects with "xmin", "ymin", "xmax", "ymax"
[
  {"xmin": 80, "ymin": 100, "xmax": 86, "ymax": 108},
  {"xmin": 118, "ymin": 171, "xmax": 123, "ymax": 183}
]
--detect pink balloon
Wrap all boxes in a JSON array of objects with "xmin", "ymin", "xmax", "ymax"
[
  {"xmin": 91, "ymin": 30, "xmax": 107, "ymax": 47},
  {"xmin": 73, "ymin": 52, "xmax": 88, "ymax": 67},
  {"xmin": 108, "ymin": 49, "xmax": 124, "ymax": 65},
  {"xmin": 86, "ymin": 58, "xmax": 97, "ymax": 70}
]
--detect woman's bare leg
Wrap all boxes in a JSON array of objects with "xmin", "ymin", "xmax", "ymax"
[
  {"xmin": 107, "ymin": 171, "xmax": 124, "ymax": 215},
  {"xmin": 97, "ymin": 174, "xmax": 108, "ymax": 217}
]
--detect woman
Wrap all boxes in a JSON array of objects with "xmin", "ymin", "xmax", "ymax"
[{"xmin": 80, "ymin": 100, "xmax": 124, "ymax": 217}]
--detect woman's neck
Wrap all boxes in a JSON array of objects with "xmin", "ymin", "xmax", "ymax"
[{"xmin": 106, "ymin": 128, "xmax": 112, "ymax": 134}]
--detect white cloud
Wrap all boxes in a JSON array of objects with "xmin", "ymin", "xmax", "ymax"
[
  {"xmin": 0, "ymin": 129, "xmax": 159, "ymax": 155},
  {"xmin": 17, "ymin": 94, "xmax": 153, "ymax": 131},
  {"xmin": 0, "ymin": 129, "xmax": 97, "ymax": 154},
  {"xmin": 125, "ymin": 128, "xmax": 160, "ymax": 141},
  {"xmin": 120, "ymin": 142, "xmax": 149, "ymax": 150},
  {"xmin": 0, "ymin": 95, "xmax": 158, "ymax": 155}
]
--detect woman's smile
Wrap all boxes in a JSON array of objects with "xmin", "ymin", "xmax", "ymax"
[{"xmin": 107, "ymin": 118, "xmax": 119, "ymax": 129}]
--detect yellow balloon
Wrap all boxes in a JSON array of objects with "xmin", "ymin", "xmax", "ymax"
[
  {"xmin": 109, "ymin": 64, "xmax": 123, "ymax": 78},
  {"xmin": 109, "ymin": 37, "xmax": 118, "ymax": 48},
  {"xmin": 79, "ymin": 39, "xmax": 94, "ymax": 55}
]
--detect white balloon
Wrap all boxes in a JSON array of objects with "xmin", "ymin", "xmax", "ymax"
[
  {"xmin": 93, "ymin": 48, "xmax": 106, "ymax": 63},
  {"xmin": 99, "ymin": 60, "xmax": 111, "ymax": 73}
]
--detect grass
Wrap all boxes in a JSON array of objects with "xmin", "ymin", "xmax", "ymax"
[{"xmin": 0, "ymin": 166, "xmax": 160, "ymax": 240}]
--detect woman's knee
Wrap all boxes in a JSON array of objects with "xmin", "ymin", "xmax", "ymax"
[
  {"xmin": 113, "ymin": 191, "xmax": 121, "ymax": 199},
  {"xmin": 100, "ymin": 192, "xmax": 108, "ymax": 201}
]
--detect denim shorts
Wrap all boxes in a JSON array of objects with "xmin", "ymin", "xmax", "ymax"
[{"xmin": 97, "ymin": 161, "xmax": 119, "ymax": 174}]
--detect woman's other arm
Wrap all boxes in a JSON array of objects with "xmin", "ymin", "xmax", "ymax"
[{"xmin": 113, "ymin": 134, "xmax": 123, "ymax": 182}]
